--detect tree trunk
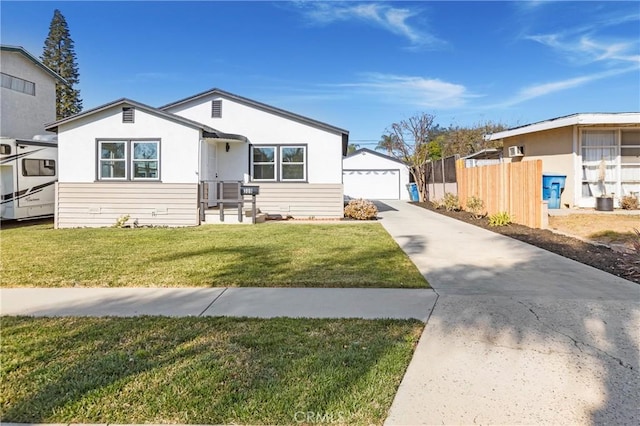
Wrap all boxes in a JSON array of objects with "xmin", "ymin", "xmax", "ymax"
[{"xmin": 411, "ymin": 167, "xmax": 428, "ymax": 202}]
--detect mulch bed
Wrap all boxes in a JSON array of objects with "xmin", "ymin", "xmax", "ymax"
[{"xmin": 413, "ymin": 202, "xmax": 640, "ymax": 285}]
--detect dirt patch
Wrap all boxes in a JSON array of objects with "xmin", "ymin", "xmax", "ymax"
[
  {"xmin": 549, "ymin": 214, "xmax": 639, "ymax": 250},
  {"xmin": 413, "ymin": 202, "xmax": 640, "ymax": 285}
]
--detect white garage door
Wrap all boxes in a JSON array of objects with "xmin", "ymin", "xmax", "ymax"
[{"xmin": 343, "ymin": 169, "xmax": 400, "ymax": 200}]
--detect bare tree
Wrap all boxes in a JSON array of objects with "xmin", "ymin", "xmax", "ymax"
[{"xmin": 384, "ymin": 113, "xmax": 438, "ymax": 202}]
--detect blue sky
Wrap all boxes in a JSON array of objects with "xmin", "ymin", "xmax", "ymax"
[{"xmin": 2, "ymin": 1, "xmax": 639, "ymax": 146}]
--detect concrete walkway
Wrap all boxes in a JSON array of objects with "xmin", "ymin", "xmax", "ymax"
[
  {"xmin": 378, "ymin": 200, "xmax": 640, "ymax": 426},
  {"xmin": 0, "ymin": 287, "xmax": 436, "ymax": 321}
]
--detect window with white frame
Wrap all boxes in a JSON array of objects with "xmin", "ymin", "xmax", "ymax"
[
  {"xmin": 99, "ymin": 141, "xmax": 127, "ymax": 179},
  {"xmin": 580, "ymin": 129, "xmax": 640, "ymax": 201},
  {"xmin": 280, "ymin": 146, "xmax": 305, "ymax": 181},
  {"xmin": 621, "ymin": 129, "xmax": 640, "ymax": 198},
  {"xmin": 132, "ymin": 141, "xmax": 159, "ymax": 179},
  {"xmin": 251, "ymin": 145, "xmax": 306, "ymax": 182},
  {"xmin": 251, "ymin": 146, "xmax": 276, "ymax": 181},
  {"xmin": 98, "ymin": 140, "xmax": 159, "ymax": 181}
]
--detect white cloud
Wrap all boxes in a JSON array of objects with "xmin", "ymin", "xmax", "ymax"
[
  {"xmin": 495, "ymin": 66, "xmax": 638, "ymax": 108},
  {"xmin": 336, "ymin": 73, "xmax": 476, "ymax": 109},
  {"xmin": 525, "ymin": 10, "xmax": 640, "ymax": 66},
  {"xmin": 528, "ymin": 32, "xmax": 640, "ymax": 65},
  {"xmin": 294, "ymin": 2, "xmax": 443, "ymax": 48}
]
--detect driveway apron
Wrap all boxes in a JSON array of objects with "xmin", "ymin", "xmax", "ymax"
[{"xmin": 378, "ymin": 200, "xmax": 640, "ymax": 425}]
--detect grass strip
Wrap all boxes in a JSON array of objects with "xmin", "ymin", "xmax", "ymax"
[{"xmin": 1, "ymin": 316, "xmax": 422, "ymax": 425}]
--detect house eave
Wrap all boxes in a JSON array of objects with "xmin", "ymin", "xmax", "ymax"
[
  {"xmin": 44, "ymin": 98, "xmax": 246, "ymax": 142},
  {"xmin": 488, "ymin": 112, "xmax": 640, "ymax": 141},
  {"xmin": 344, "ymin": 147, "xmax": 406, "ymax": 165}
]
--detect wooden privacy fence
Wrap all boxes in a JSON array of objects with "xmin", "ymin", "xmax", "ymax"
[{"xmin": 456, "ymin": 159, "xmax": 545, "ymax": 228}]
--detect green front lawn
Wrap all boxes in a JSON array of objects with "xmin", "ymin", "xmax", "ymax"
[
  {"xmin": 1, "ymin": 316, "xmax": 423, "ymax": 425},
  {"xmin": 0, "ymin": 222, "xmax": 427, "ymax": 288}
]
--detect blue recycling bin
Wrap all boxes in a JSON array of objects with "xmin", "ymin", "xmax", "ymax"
[
  {"xmin": 542, "ymin": 174, "xmax": 567, "ymax": 209},
  {"xmin": 407, "ymin": 183, "xmax": 419, "ymax": 201}
]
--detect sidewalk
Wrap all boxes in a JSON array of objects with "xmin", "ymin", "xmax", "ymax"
[
  {"xmin": 377, "ymin": 200, "xmax": 640, "ymax": 425},
  {"xmin": 0, "ymin": 287, "xmax": 436, "ymax": 321}
]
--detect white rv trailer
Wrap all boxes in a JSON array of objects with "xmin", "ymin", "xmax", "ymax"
[{"xmin": 1, "ymin": 136, "xmax": 57, "ymax": 220}]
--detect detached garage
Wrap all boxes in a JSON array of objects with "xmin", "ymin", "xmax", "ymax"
[{"xmin": 343, "ymin": 148, "xmax": 411, "ymax": 200}]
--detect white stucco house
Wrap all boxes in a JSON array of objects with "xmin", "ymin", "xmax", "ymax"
[
  {"xmin": 45, "ymin": 89, "xmax": 349, "ymax": 227},
  {"xmin": 343, "ymin": 148, "xmax": 411, "ymax": 200},
  {"xmin": 1, "ymin": 45, "xmax": 65, "ymax": 139},
  {"xmin": 488, "ymin": 113, "xmax": 640, "ymax": 209}
]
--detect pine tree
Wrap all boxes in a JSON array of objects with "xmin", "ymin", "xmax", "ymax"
[{"xmin": 41, "ymin": 9, "xmax": 82, "ymax": 119}]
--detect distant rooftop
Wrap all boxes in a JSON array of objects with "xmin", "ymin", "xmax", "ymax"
[
  {"xmin": 1, "ymin": 44, "xmax": 67, "ymax": 85},
  {"xmin": 488, "ymin": 112, "xmax": 640, "ymax": 140}
]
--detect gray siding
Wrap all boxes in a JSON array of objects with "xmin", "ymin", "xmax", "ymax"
[
  {"xmin": 56, "ymin": 182, "xmax": 198, "ymax": 228},
  {"xmin": 254, "ymin": 183, "xmax": 343, "ymax": 218},
  {"xmin": 1, "ymin": 50, "xmax": 57, "ymax": 139}
]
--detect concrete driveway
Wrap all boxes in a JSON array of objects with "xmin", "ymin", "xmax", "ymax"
[{"xmin": 378, "ymin": 200, "xmax": 640, "ymax": 425}]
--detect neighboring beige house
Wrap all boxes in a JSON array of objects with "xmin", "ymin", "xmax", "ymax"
[
  {"xmin": 0, "ymin": 45, "xmax": 66, "ymax": 139},
  {"xmin": 488, "ymin": 113, "xmax": 640, "ymax": 209}
]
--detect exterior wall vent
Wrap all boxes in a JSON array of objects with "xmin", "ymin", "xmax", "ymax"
[
  {"xmin": 122, "ymin": 107, "xmax": 135, "ymax": 123},
  {"xmin": 211, "ymin": 100, "xmax": 222, "ymax": 118}
]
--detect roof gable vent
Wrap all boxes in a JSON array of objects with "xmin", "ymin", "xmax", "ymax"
[
  {"xmin": 211, "ymin": 99, "xmax": 222, "ymax": 118},
  {"xmin": 122, "ymin": 106, "xmax": 135, "ymax": 123}
]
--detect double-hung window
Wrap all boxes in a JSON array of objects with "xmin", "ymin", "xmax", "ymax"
[
  {"xmin": 98, "ymin": 140, "xmax": 159, "ymax": 181},
  {"xmin": 99, "ymin": 141, "xmax": 127, "ymax": 179},
  {"xmin": 132, "ymin": 141, "xmax": 159, "ymax": 179},
  {"xmin": 280, "ymin": 147, "xmax": 305, "ymax": 181},
  {"xmin": 252, "ymin": 146, "xmax": 276, "ymax": 181},
  {"xmin": 251, "ymin": 145, "xmax": 306, "ymax": 182}
]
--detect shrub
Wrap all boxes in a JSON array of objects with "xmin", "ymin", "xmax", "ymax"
[
  {"xmin": 431, "ymin": 199, "xmax": 444, "ymax": 210},
  {"xmin": 621, "ymin": 195, "xmax": 639, "ymax": 210},
  {"xmin": 465, "ymin": 196, "xmax": 485, "ymax": 219},
  {"xmin": 113, "ymin": 214, "xmax": 130, "ymax": 228},
  {"xmin": 488, "ymin": 211, "xmax": 512, "ymax": 227},
  {"xmin": 442, "ymin": 193, "xmax": 460, "ymax": 212},
  {"xmin": 344, "ymin": 199, "xmax": 378, "ymax": 220}
]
